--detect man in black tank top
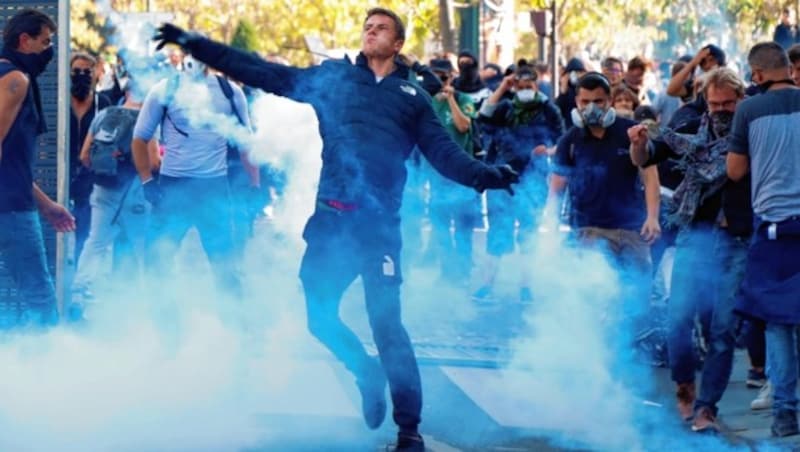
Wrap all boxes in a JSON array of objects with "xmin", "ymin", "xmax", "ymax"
[{"xmin": 0, "ymin": 9, "xmax": 74, "ymax": 328}]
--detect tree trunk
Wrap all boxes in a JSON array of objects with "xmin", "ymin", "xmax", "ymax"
[{"xmin": 439, "ymin": 0, "xmax": 455, "ymax": 53}]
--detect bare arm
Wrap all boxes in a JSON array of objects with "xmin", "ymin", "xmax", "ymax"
[
  {"xmin": 33, "ymin": 183, "xmax": 75, "ymax": 232},
  {"xmin": 132, "ymin": 137, "xmax": 153, "ymax": 182},
  {"xmin": 628, "ymin": 124, "xmax": 651, "ymax": 166},
  {"xmin": 640, "ymin": 165, "xmax": 661, "ymax": 220},
  {"xmin": 147, "ymin": 139, "xmax": 160, "ymax": 171},
  {"xmin": 666, "ymin": 48, "xmax": 708, "ymax": 98},
  {"xmin": 0, "ymin": 71, "xmax": 29, "ymax": 163},
  {"xmin": 79, "ymin": 131, "xmax": 93, "ymax": 168},
  {"xmin": 638, "ymin": 165, "xmax": 662, "ymax": 244},
  {"xmin": 727, "ymin": 152, "xmax": 750, "ymax": 182},
  {"xmin": 444, "ymin": 87, "xmax": 471, "ymax": 133}
]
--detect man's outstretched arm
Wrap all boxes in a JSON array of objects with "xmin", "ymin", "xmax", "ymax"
[{"xmin": 154, "ymin": 24, "xmax": 308, "ymax": 99}]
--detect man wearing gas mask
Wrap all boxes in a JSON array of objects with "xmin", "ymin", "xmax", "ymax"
[
  {"xmin": 131, "ymin": 54, "xmax": 258, "ymax": 299},
  {"xmin": 70, "ymin": 51, "xmax": 112, "ymax": 260},
  {"xmin": 474, "ymin": 63, "xmax": 564, "ymax": 303},
  {"xmin": 547, "ymin": 71, "xmax": 661, "ymax": 344},
  {"xmin": 629, "ymin": 67, "xmax": 751, "ymax": 432}
]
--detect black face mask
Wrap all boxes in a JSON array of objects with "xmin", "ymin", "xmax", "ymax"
[
  {"xmin": 709, "ymin": 111, "xmax": 734, "ymax": 138},
  {"xmin": 1, "ymin": 45, "xmax": 54, "ymax": 77},
  {"xmin": 0, "ymin": 45, "xmax": 54, "ymax": 134},
  {"xmin": 757, "ymin": 78, "xmax": 795, "ymax": 93},
  {"xmin": 71, "ymin": 72, "xmax": 93, "ymax": 100},
  {"xmin": 459, "ymin": 62, "xmax": 477, "ymax": 79},
  {"xmin": 438, "ymin": 73, "xmax": 449, "ymax": 83}
]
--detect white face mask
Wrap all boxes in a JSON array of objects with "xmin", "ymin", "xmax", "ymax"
[
  {"xmin": 515, "ymin": 88, "xmax": 537, "ymax": 103},
  {"xmin": 182, "ymin": 55, "xmax": 207, "ymax": 78}
]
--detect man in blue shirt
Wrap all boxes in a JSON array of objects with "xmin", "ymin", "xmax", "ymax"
[
  {"xmin": 547, "ymin": 72, "xmax": 660, "ymax": 341},
  {"xmin": 0, "ymin": 9, "xmax": 74, "ymax": 328},
  {"xmin": 728, "ymin": 42, "xmax": 800, "ymax": 438},
  {"xmin": 153, "ymin": 8, "xmax": 517, "ymax": 452}
]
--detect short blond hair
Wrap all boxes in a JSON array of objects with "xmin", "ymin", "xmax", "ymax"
[{"xmin": 701, "ymin": 67, "xmax": 745, "ymax": 98}]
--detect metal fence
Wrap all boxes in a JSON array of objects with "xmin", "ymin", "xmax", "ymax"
[{"xmin": 0, "ymin": 1, "xmax": 60, "ymax": 325}]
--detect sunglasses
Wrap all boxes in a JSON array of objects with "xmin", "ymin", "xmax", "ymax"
[{"xmin": 71, "ymin": 68, "xmax": 93, "ymax": 76}]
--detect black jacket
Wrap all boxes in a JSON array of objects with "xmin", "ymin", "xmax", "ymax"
[{"xmin": 188, "ymin": 38, "xmax": 491, "ymax": 214}]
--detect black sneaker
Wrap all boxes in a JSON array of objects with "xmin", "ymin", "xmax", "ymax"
[
  {"xmin": 388, "ymin": 432, "xmax": 425, "ymax": 452},
  {"xmin": 771, "ymin": 409, "xmax": 799, "ymax": 437},
  {"xmin": 356, "ymin": 357, "xmax": 387, "ymax": 430},
  {"xmin": 746, "ymin": 369, "xmax": 767, "ymax": 388}
]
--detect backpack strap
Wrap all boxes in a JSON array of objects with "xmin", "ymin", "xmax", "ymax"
[
  {"xmin": 162, "ymin": 74, "xmax": 188, "ymax": 137},
  {"xmin": 215, "ymin": 75, "xmax": 245, "ymax": 127}
]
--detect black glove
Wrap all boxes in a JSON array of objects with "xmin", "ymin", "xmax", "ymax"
[
  {"xmin": 142, "ymin": 179, "xmax": 163, "ymax": 207},
  {"xmin": 474, "ymin": 164, "xmax": 519, "ymax": 195},
  {"xmin": 153, "ymin": 23, "xmax": 201, "ymax": 51}
]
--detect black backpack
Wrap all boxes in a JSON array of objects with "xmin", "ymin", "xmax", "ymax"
[{"xmin": 90, "ymin": 106, "xmax": 139, "ymax": 187}]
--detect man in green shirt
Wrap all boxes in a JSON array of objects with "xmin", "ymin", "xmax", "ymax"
[{"xmin": 427, "ymin": 58, "xmax": 481, "ymax": 284}]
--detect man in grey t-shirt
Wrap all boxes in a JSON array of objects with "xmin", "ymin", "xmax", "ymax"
[
  {"xmin": 728, "ymin": 41, "xmax": 800, "ymax": 438},
  {"xmin": 132, "ymin": 54, "xmax": 258, "ymax": 299}
]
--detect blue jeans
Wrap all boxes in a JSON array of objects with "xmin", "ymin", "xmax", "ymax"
[
  {"xmin": 0, "ymin": 211, "xmax": 58, "ymax": 323},
  {"xmin": 73, "ymin": 180, "xmax": 150, "ymax": 295},
  {"xmin": 299, "ymin": 208, "xmax": 421, "ymax": 431},
  {"xmin": 146, "ymin": 176, "xmax": 240, "ymax": 297},
  {"xmin": 766, "ymin": 323, "xmax": 799, "ymax": 413},
  {"xmin": 668, "ymin": 225, "xmax": 718, "ymax": 384},
  {"xmin": 695, "ymin": 231, "xmax": 749, "ymax": 412}
]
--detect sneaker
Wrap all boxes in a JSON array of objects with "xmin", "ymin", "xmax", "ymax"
[
  {"xmin": 746, "ymin": 369, "xmax": 767, "ymax": 388},
  {"xmin": 356, "ymin": 357, "xmax": 387, "ymax": 430},
  {"xmin": 751, "ymin": 381, "xmax": 773, "ymax": 410},
  {"xmin": 771, "ymin": 409, "xmax": 799, "ymax": 437},
  {"xmin": 676, "ymin": 382, "xmax": 696, "ymax": 421},
  {"xmin": 471, "ymin": 285, "xmax": 493, "ymax": 303},
  {"xmin": 388, "ymin": 432, "xmax": 426, "ymax": 452},
  {"xmin": 519, "ymin": 287, "xmax": 533, "ymax": 303},
  {"xmin": 691, "ymin": 406, "xmax": 719, "ymax": 432}
]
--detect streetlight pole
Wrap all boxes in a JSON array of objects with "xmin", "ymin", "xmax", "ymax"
[{"xmin": 549, "ymin": 0, "xmax": 558, "ymax": 97}]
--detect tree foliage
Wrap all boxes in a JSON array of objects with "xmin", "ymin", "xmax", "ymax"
[
  {"xmin": 230, "ymin": 19, "xmax": 258, "ymax": 51},
  {"xmin": 81, "ymin": 0, "xmax": 440, "ymax": 65}
]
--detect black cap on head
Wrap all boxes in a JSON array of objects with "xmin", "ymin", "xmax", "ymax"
[
  {"xmin": 430, "ymin": 58, "xmax": 454, "ymax": 73},
  {"xmin": 565, "ymin": 57, "xmax": 586, "ymax": 73},
  {"xmin": 515, "ymin": 65, "xmax": 537, "ymax": 81}
]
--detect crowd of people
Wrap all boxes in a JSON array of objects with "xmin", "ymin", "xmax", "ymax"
[{"xmin": 2, "ymin": 6, "xmax": 800, "ymax": 451}]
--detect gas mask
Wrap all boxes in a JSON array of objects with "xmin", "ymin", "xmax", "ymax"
[
  {"xmin": 182, "ymin": 55, "xmax": 207, "ymax": 78},
  {"xmin": 571, "ymin": 103, "xmax": 616, "ymax": 128}
]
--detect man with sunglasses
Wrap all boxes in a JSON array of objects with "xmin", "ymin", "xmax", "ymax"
[
  {"xmin": 69, "ymin": 51, "xmax": 112, "ymax": 261},
  {"xmin": 546, "ymin": 71, "xmax": 661, "ymax": 343}
]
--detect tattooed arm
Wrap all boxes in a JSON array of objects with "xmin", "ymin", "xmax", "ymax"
[{"xmin": 0, "ymin": 69, "xmax": 29, "ymax": 163}]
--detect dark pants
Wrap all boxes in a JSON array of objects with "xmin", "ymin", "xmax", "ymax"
[
  {"xmin": 146, "ymin": 175, "xmax": 240, "ymax": 297},
  {"xmin": 0, "ymin": 211, "xmax": 58, "ymax": 325},
  {"xmin": 299, "ymin": 207, "xmax": 421, "ymax": 431}
]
